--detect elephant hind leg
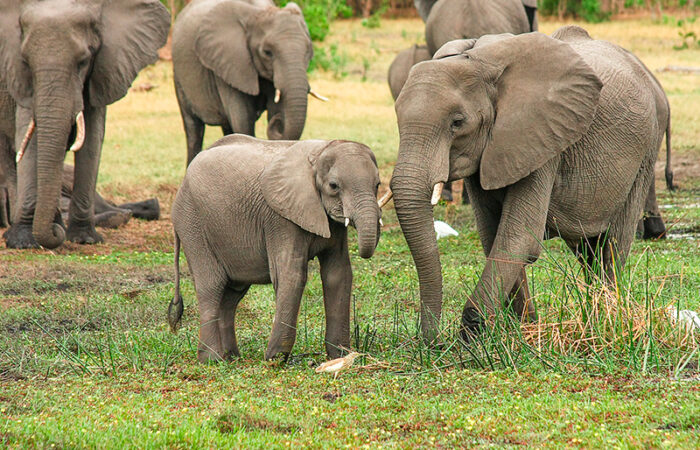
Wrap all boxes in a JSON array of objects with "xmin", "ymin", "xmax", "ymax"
[{"xmin": 219, "ymin": 283, "xmax": 250, "ymax": 359}]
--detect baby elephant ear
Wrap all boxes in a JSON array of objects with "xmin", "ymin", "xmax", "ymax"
[
  {"xmin": 433, "ymin": 39, "xmax": 477, "ymax": 59},
  {"xmin": 261, "ymin": 142, "xmax": 331, "ymax": 238},
  {"xmin": 472, "ymin": 33, "xmax": 603, "ymax": 190}
]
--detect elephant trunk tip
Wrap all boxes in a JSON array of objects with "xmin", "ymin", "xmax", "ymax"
[{"xmin": 33, "ymin": 222, "xmax": 66, "ymax": 249}]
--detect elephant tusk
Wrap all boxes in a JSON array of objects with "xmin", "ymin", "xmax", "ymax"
[
  {"xmin": 377, "ymin": 189, "xmax": 393, "ymax": 208},
  {"xmin": 309, "ymin": 89, "xmax": 328, "ymax": 102},
  {"xmin": 70, "ymin": 111, "xmax": 85, "ymax": 152},
  {"xmin": 431, "ymin": 182, "xmax": 444, "ymax": 206},
  {"xmin": 344, "ymin": 218, "xmax": 350, "ymax": 227},
  {"xmin": 274, "ymin": 89, "xmax": 281, "ymax": 104},
  {"xmin": 379, "ymin": 218, "xmax": 383, "ymax": 227},
  {"xmin": 16, "ymin": 118, "xmax": 35, "ymax": 164}
]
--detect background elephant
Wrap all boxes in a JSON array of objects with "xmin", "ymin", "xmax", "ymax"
[
  {"xmin": 389, "ymin": 27, "xmax": 671, "ymax": 341},
  {"xmin": 0, "ymin": 0, "xmax": 170, "ymax": 249},
  {"xmin": 416, "ymin": 0, "xmax": 537, "ymax": 54},
  {"xmin": 173, "ymin": 0, "xmax": 318, "ymax": 165},
  {"xmin": 388, "ymin": 45, "xmax": 431, "ymax": 101},
  {"xmin": 168, "ymin": 135, "xmax": 382, "ymax": 363}
]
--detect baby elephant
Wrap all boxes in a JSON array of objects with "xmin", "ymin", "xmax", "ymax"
[{"xmin": 168, "ymin": 135, "xmax": 382, "ymax": 363}]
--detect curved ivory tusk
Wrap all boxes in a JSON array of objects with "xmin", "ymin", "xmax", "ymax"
[
  {"xmin": 16, "ymin": 118, "xmax": 36, "ymax": 164},
  {"xmin": 377, "ymin": 189, "xmax": 393, "ymax": 208},
  {"xmin": 344, "ymin": 218, "xmax": 350, "ymax": 227},
  {"xmin": 379, "ymin": 218, "xmax": 383, "ymax": 227},
  {"xmin": 431, "ymin": 182, "xmax": 444, "ymax": 206},
  {"xmin": 309, "ymin": 89, "xmax": 328, "ymax": 102},
  {"xmin": 274, "ymin": 89, "xmax": 281, "ymax": 104},
  {"xmin": 70, "ymin": 111, "xmax": 85, "ymax": 152}
]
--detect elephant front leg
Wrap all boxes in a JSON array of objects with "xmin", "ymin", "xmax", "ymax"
[
  {"xmin": 67, "ymin": 106, "xmax": 106, "ymax": 245},
  {"xmin": 462, "ymin": 168, "xmax": 555, "ymax": 337},
  {"xmin": 265, "ymin": 253, "xmax": 309, "ymax": 362},
  {"xmin": 319, "ymin": 237, "xmax": 352, "ymax": 359}
]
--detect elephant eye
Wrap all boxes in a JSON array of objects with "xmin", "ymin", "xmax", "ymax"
[
  {"xmin": 263, "ymin": 49, "xmax": 273, "ymax": 58},
  {"xmin": 451, "ymin": 117, "xmax": 465, "ymax": 130},
  {"xmin": 329, "ymin": 181, "xmax": 339, "ymax": 191}
]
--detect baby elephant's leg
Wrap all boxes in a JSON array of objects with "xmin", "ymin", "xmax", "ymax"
[
  {"xmin": 265, "ymin": 255, "xmax": 309, "ymax": 361},
  {"xmin": 180, "ymin": 228, "xmax": 230, "ymax": 363},
  {"xmin": 219, "ymin": 284, "xmax": 250, "ymax": 359}
]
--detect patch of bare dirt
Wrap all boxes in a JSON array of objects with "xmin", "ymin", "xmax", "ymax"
[
  {"xmin": 656, "ymin": 153, "xmax": 700, "ymax": 190},
  {"xmin": 0, "ymin": 259, "xmax": 171, "ymax": 304}
]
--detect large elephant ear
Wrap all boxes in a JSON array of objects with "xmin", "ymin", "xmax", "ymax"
[
  {"xmin": 195, "ymin": 0, "xmax": 259, "ymax": 96},
  {"xmin": 261, "ymin": 141, "xmax": 331, "ymax": 238},
  {"xmin": 0, "ymin": 1, "xmax": 32, "ymax": 107},
  {"xmin": 89, "ymin": 0, "xmax": 170, "ymax": 107},
  {"xmin": 470, "ymin": 33, "xmax": 603, "ymax": 190}
]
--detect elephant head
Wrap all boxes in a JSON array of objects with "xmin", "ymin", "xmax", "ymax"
[
  {"xmin": 0, "ymin": 0, "xmax": 169, "ymax": 248},
  {"xmin": 262, "ymin": 140, "xmax": 381, "ymax": 258},
  {"xmin": 390, "ymin": 33, "xmax": 602, "ymax": 340},
  {"xmin": 194, "ymin": 1, "xmax": 313, "ymax": 140}
]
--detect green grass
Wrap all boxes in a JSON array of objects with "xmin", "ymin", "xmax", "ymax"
[{"xmin": 1, "ymin": 17, "xmax": 699, "ymax": 447}]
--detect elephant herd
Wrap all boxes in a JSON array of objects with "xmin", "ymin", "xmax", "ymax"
[{"xmin": 0, "ymin": 0, "xmax": 677, "ymax": 363}]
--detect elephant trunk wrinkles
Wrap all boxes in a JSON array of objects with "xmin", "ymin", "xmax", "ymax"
[
  {"xmin": 391, "ymin": 157, "xmax": 443, "ymax": 342},
  {"xmin": 32, "ymin": 70, "xmax": 75, "ymax": 248},
  {"xmin": 275, "ymin": 63, "xmax": 308, "ymax": 140},
  {"xmin": 353, "ymin": 194, "xmax": 380, "ymax": 259}
]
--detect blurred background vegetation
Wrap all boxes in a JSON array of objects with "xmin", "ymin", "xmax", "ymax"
[{"xmin": 161, "ymin": 1, "xmax": 700, "ymax": 43}]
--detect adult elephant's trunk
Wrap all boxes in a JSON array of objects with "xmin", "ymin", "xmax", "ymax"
[
  {"xmin": 31, "ymin": 70, "xmax": 76, "ymax": 249},
  {"xmin": 269, "ymin": 63, "xmax": 308, "ymax": 140},
  {"xmin": 390, "ymin": 131, "xmax": 449, "ymax": 342},
  {"xmin": 352, "ymin": 194, "xmax": 381, "ymax": 259}
]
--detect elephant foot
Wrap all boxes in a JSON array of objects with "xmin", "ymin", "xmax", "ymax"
[
  {"xmin": 459, "ymin": 306, "xmax": 485, "ymax": 343},
  {"xmin": 118, "ymin": 198, "xmax": 160, "ymax": 221},
  {"xmin": 197, "ymin": 347, "xmax": 224, "ymax": 364},
  {"xmin": 66, "ymin": 222, "xmax": 104, "ymax": 245},
  {"xmin": 3, "ymin": 223, "xmax": 39, "ymax": 249},
  {"xmin": 95, "ymin": 210, "xmax": 132, "ymax": 229},
  {"xmin": 264, "ymin": 348, "xmax": 291, "ymax": 363},
  {"xmin": 642, "ymin": 215, "xmax": 666, "ymax": 240}
]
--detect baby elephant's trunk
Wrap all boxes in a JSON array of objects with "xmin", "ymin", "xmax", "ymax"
[{"xmin": 168, "ymin": 232, "xmax": 184, "ymax": 332}]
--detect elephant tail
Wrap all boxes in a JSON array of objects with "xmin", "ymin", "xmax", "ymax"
[
  {"xmin": 664, "ymin": 112, "xmax": 675, "ymax": 191},
  {"xmin": 168, "ymin": 231, "xmax": 184, "ymax": 333}
]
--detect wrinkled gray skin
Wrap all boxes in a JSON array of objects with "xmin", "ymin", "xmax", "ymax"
[
  {"xmin": 173, "ymin": 0, "xmax": 313, "ymax": 165},
  {"xmin": 388, "ymin": 45, "xmax": 432, "ymax": 101},
  {"xmin": 168, "ymin": 135, "xmax": 382, "ymax": 363},
  {"xmin": 0, "ymin": 0, "xmax": 170, "ymax": 249},
  {"xmin": 390, "ymin": 27, "xmax": 671, "ymax": 342}
]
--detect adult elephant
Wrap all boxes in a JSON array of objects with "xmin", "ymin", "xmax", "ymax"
[
  {"xmin": 173, "ymin": 0, "xmax": 322, "ymax": 165},
  {"xmin": 0, "ymin": 0, "xmax": 170, "ymax": 249},
  {"xmin": 413, "ymin": 0, "xmax": 537, "ymax": 201},
  {"xmin": 388, "ymin": 27, "xmax": 672, "ymax": 341}
]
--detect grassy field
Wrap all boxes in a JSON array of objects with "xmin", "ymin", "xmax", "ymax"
[{"xmin": 1, "ymin": 16, "xmax": 699, "ymax": 447}]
